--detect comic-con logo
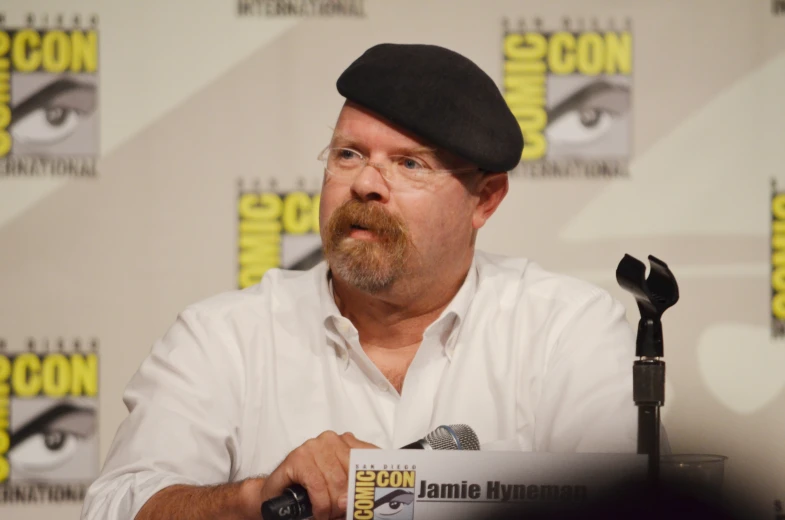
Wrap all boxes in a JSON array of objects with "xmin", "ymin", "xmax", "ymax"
[
  {"xmin": 354, "ymin": 470, "xmax": 416, "ymax": 520},
  {"xmin": 237, "ymin": 0, "xmax": 366, "ymax": 17},
  {"xmin": 238, "ymin": 183, "xmax": 322, "ymax": 289},
  {"xmin": 0, "ymin": 338, "xmax": 98, "ymax": 504},
  {"xmin": 771, "ymin": 181, "xmax": 785, "ymax": 337},
  {"xmin": 503, "ymin": 19, "xmax": 632, "ymax": 179},
  {"xmin": 0, "ymin": 16, "xmax": 99, "ymax": 178}
]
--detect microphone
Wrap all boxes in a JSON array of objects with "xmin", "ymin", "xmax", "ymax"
[
  {"xmin": 398, "ymin": 424, "xmax": 480, "ymax": 450},
  {"xmin": 261, "ymin": 424, "xmax": 479, "ymax": 520}
]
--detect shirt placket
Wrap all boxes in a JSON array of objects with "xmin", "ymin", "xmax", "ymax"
[
  {"xmin": 333, "ymin": 317, "xmax": 400, "ymax": 446},
  {"xmin": 390, "ymin": 329, "xmax": 450, "ymax": 448}
]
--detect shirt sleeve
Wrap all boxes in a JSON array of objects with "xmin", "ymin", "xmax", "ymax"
[
  {"xmin": 81, "ymin": 308, "xmax": 246, "ymax": 520},
  {"xmin": 533, "ymin": 290, "xmax": 640, "ymax": 453}
]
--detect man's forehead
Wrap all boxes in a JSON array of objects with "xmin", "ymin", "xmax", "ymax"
[
  {"xmin": 332, "ymin": 103, "xmax": 434, "ymax": 150},
  {"xmin": 332, "ymin": 103, "xmax": 471, "ymax": 167}
]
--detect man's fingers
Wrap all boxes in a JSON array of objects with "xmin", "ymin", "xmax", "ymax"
[
  {"xmin": 260, "ymin": 431, "xmax": 377, "ymax": 520},
  {"xmin": 297, "ymin": 450, "xmax": 333, "ymax": 520},
  {"xmin": 335, "ymin": 432, "xmax": 378, "ymax": 489},
  {"xmin": 259, "ymin": 458, "xmax": 295, "ymax": 501},
  {"xmin": 342, "ymin": 432, "xmax": 379, "ymax": 449},
  {"xmin": 332, "ymin": 432, "xmax": 377, "ymax": 479},
  {"xmin": 314, "ymin": 432, "xmax": 353, "ymax": 518}
]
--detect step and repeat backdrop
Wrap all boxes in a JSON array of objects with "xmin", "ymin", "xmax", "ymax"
[{"xmin": 0, "ymin": 0, "xmax": 783, "ymax": 518}]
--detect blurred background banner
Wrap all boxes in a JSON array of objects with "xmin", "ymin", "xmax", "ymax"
[{"xmin": 0, "ymin": 0, "xmax": 783, "ymax": 517}]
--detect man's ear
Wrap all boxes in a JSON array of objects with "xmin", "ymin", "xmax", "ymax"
[{"xmin": 472, "ymin": 172, "xmax": 509, "ymax": 230}]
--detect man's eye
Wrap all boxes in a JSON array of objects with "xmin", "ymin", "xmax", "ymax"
[
  {"xmin": 398, "ymin": 157, "xmax": 426, "ymax": 170},
  {"xmin": 336, "ymin": 149, "xmax": 362, "ymax": 161}
]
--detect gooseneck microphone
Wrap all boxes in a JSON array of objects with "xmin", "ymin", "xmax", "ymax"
[{"xmin": 260, "ymin": 424, "xmax": 479, "ymax": 520}]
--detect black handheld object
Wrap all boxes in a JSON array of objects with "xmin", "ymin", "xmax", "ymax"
[
  {"xmin": 616, "ymin": 254, "xmax": 679, "ymax": 483},
  {"xmin": 261, "ymin": 485, "xmax": 311, "ymax": 520},
  {"xmin": 260, "ymin": 424, "xmax": 480, "ymax": 520}
]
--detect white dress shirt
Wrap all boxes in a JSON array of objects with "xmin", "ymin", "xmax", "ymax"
[{"xmin": 82, "ymin": 251, "xmax": 638, "ymax": 520}]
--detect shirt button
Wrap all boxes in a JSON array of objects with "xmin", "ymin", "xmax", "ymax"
[{"xmin": 377, "ymin": 381, "xmax": 388, "ymax": 392}]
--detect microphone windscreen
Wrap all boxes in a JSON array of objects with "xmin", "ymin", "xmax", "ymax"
[{"xmin": 424, "ymin": 424, "xmax": 480, "ymax": 451}]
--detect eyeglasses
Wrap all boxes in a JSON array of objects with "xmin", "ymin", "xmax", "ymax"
[{"xmin": 317, "ymin": 147, "xmax": 479, "ymax": 187}]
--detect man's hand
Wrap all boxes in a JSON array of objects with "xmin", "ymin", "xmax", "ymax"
[
  {"xmin": 132, "ymin": 431, "xmax": 376, "ymax": 520},
  {"xmin": 259, "ymin": 431, "xmax": 379, "ymax": 520}
]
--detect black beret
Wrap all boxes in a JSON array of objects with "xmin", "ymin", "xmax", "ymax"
[{"xmin": 336, "ymin": 43, "xmax": 524, "ymax": 173}]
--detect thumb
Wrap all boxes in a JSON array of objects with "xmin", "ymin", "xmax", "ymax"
[
  {"xmin": 258, "ymin": 468, "xmax": 296, "ymax": 502},
  {"xmin": 341, "ymin": 432, "xmax": 380, "ymax": 450}
]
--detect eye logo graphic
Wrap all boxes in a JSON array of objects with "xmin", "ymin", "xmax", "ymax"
[
  {"xmin": 771, "ymin": 181, "xmax": 785, "ymax": 337},
  {"xmin": 0, "ymin": 338, "xmax": 99, "ymax": 505},
  {"xmin": 503, "ymin": 19, "xmax": 633, "ymax": 179},
  {"xmin": 0, "ymin": 23, "xmax": 99, "ymax": 178},
  {"xmin": 237, "ymin": 184, "xmax": 323, "ymax": 289},
  {"xmin": 353, "ymin": 470, "xmax": 416, "ymax": 520}
]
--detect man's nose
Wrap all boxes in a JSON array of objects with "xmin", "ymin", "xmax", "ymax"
[{"xmin": 350, "ymin": 162, "xmax": 391, "ymax": 203}]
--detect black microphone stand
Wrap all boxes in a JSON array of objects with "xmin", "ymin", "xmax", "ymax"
[{"xmin": 616, "ymin": 254, "xmax": 679, "ymax": 486}]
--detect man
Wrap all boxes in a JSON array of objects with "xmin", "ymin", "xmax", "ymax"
[{"xmin": 82, "ymin": 44, "xmax": 637, "ymax": 520}]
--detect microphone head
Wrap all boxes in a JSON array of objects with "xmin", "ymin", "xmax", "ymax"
[{"xmin": 424, "ymin": 424, "xmax": 480, "ymax": 451}]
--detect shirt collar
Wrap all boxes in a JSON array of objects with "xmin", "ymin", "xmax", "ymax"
[{"xmin": 319, "ymin": 256, "xmax": 478, "ymax": 363}]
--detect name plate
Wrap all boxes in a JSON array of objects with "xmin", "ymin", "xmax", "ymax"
[{"xmin": 346, "ymin": 450, "xmax": 646, "ymax": 520}]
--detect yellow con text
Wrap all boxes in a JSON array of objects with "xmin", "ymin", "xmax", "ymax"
[{"xmin": 8, "ymin": 29, "xmax": 97, "ymax": 73}]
